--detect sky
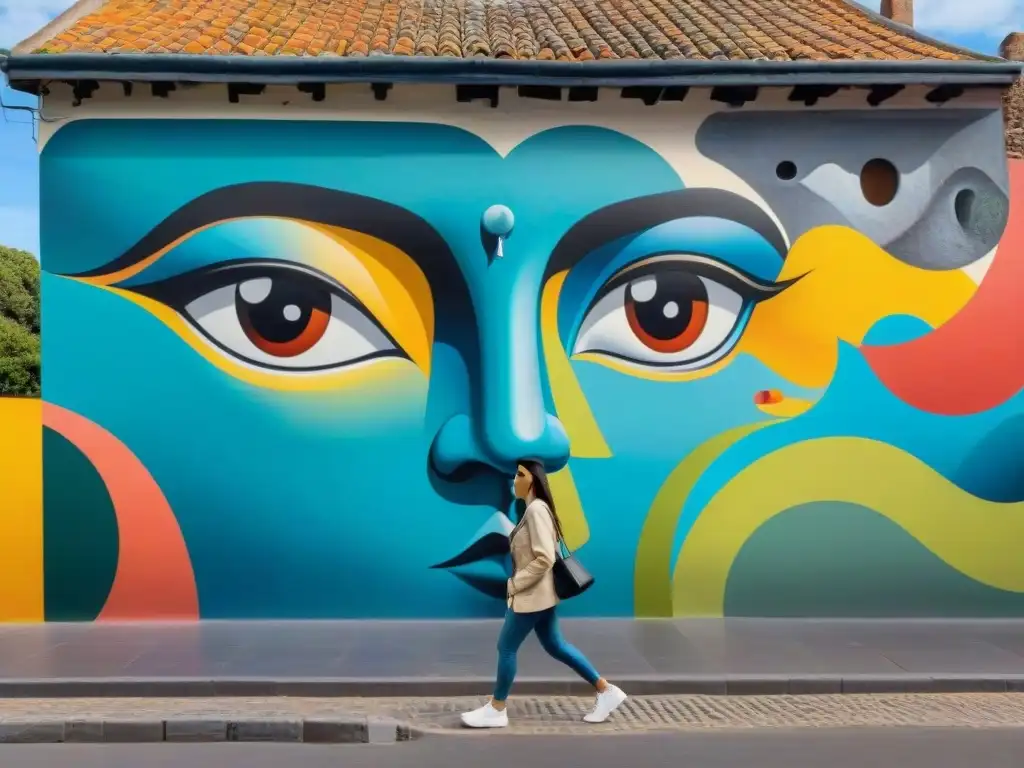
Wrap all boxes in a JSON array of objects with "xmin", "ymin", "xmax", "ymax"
[{"xmin": 1, "ymin": 0, "xmax": 1022, "ymax": 258}]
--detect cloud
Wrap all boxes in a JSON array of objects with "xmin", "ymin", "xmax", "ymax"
[
  {"xmin": 863, "ymin": 0, "xmax": 1023, "ymax": 37},
  {"xmin": 0, "ymin": 1, "xmax": 66, "ymax": 48}
]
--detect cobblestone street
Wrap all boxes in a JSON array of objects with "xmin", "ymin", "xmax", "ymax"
[{"xmin": 2, "ymin": 693, "xmax": 1024, "ymax": 737}]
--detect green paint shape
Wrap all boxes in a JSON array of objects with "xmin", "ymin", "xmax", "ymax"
[
  {"xmin": 725, "ymin": 501, "xmax": 1024, "ymax": 618},
  {"xmin": 43, "ymin": 428, "xmax": 119, "ymax": 621}
]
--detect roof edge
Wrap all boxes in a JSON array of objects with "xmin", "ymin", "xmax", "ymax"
[
  {"xmin": 3, "ymin": 55, "xmax": 1022, "ymax": 92},
  {"xmin": 11, "ymin": 0, "xmax": 108, "ymax": 56},
  {"xmin": 841, "ymin": 0, "xmax": 1004, "ymax": 62}
]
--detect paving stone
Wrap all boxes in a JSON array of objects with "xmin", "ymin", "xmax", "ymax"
[
  {"xmin": 100, "ymin": 720, "xmax": 164, "ymax": 742},
  {"xmin": 842, "ymin": 676, "xmax": 933, "ymax": 694},
  {"xmin": 726, "ymin": 677, "xmax": 790, "ymax": 696},
  {"xmin": 165, "ymin": 718, "xmax": 228, "ymax": 742},
  {"xmin": 64, "ymin": 720, "xmax": 104, "ymax": 742},
  {"xmin": 929, "ymin": 677, "xmax": 1008, "ymax": 693},
  {"xmin": 0, "ymin": 722, "xmax": 64, "ymax": 744},
  {"xmin": 787, "ymin": 676, "xmax": 842, "ymax": 695},
  {"xmin": 367, "ymin": 717, "xmax": 400, "ymax": 744},
  {"xmin": 227, "ymin": 719, "xmax": 302, "ymax": 742},
  {"xmin": 302, "ymin": 718, "xmax": 367, "ymax": 743}
]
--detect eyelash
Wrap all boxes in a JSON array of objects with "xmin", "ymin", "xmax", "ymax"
[
  {"xmin": 130, "ymin": 259, "xmax": 361, "ymax": 314},
  {"xmin": 126, "ymin": 258, "xmax": 405, "ymax": 371},
  {"xmin": 588, "ymin": 253, "xmax": 789, "ymax": 312}
]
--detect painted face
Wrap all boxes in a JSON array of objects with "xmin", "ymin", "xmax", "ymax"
[{"xmin": 33, "ymin": 105, "xmax": 1024, "ymax": 622}]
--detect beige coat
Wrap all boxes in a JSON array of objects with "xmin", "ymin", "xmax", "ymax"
[{"xmin": 507, "ymin": 499, "xmax": 560, "ymax": 613}]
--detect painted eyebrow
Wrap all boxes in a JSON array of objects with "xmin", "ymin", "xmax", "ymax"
[
  {"xmin": 64, "ymin": 181, "xmax": 476, "ymax": 334},
  {"xmin": 545, "ymin": 188, "xmax": 789, "ymax": 280},
  {"xmin": 66, "ymin": 181, "xmax": 456, "ymax": 283}
]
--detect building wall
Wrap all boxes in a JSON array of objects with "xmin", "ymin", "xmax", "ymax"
[{"xmin": 2, "ymin": 83, "xmax": 1022, "ymax": 621}]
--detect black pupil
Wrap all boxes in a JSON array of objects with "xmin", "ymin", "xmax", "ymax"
[
  {"xmin": 627, "ymin": 270, "xmax": 706, "ymax": 341},
  {"xmin": 235, "ymin": 275, "xmax": 331, "ymax": 343}
]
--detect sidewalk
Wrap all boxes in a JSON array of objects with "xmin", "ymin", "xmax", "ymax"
[
  {"xmin": 2, "ymin": 618, "xmax": 1024, "ymax": 697},
  {"xmin": 4, "ymin": 691, "xmax": 1024, "ymax": 743}
]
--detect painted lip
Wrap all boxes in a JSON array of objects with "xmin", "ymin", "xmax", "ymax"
[{"xmin": 430, "ymin": 510, "xmax": 515, "ymax": 600}]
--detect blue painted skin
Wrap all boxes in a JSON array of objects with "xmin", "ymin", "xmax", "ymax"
[
  {"xmin": 39, "ymin": 119, "xmax": 799, "ymax": 617},
  {"xmin": 43, "ymin": 118, "xmax": 1020, "ymax": 619}
]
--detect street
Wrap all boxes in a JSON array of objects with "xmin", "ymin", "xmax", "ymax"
[{"xmin": 0, "ymin": 729, "xmax": 1022, "ymax": 768}]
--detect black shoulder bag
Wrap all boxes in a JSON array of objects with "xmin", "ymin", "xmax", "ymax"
[{"xmin": 544, "ymin": 504, "xmax": 595, "ymax": 600}]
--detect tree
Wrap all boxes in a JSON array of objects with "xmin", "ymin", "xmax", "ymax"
[
  {"xmin": 0, "ymin": 245, "xmax": 40, "ymax": 396},
  {"xmin": 0, "ymin": 316, "xmax": 40, "ymax": 396}
]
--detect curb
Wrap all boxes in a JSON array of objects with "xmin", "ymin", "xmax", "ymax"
[
  {"xmin": 0, "ymin": 675, "xmax": 1022, "ymax": 698},
  {"xmin": 0, "ymin": 716, "xmax": 420, "ymax": 745}
]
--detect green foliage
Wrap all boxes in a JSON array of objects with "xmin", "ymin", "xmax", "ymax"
[
  {"xmin": 0, "ymin": 316, "xmax": 40, "ymax": 396},
  {"xmin": 0, "ymin": 245, "xmax": 40, "ymax": 333},
  {"xmin": 0, "ymin": 245, "xmax": 41, "ymax": 396}
]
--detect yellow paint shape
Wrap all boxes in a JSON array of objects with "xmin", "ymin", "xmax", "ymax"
[
  {"xmin": 548, "ymin": 466, "xmax": 589, "ymax": 550},
  {"xmin": 540, "ymin": 272, "xmax": 611, "ymax": 458},
  {"xmin": 672, "ymin": 437, "xmax": 1024, "ymax": 617},
  {"xmin": 739, "ymin": 226, "xmax": 977, "ymax": 389},
  {"xmin": 572, "ymin": 350, "xmax": 734, "ymax": 383},
  {"xmin": 0, "ymin": 398, "xmax": 43, "ymax": 621},
  {"xmin": 308, "ymin": 225, "xmax": 434, "ymax": 375},
  {"xmin": 755, "ymin": 397, "xmax": 814, "ymax": 418}
]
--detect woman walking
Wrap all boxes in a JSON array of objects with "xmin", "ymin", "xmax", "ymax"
[{"xmin": 461, "ymin": 459, "xmax": 627, "ymax": 728}]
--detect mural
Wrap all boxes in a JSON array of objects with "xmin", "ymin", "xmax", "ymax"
[{"xmin": 2, "ymin": 102, "xmax": 1023, "ymax": 621}]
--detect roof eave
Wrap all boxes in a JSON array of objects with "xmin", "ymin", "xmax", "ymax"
[{"xmin": 3, "ymin": 54, "xmax": 1022, "ymax": 93}]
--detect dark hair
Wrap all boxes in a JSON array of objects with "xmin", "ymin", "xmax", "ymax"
[{"xmin": 518, "ymin": 459, "xmax": 565, "ymax": 541}]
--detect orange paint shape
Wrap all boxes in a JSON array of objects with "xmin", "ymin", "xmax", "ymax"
[
  {"xmin": 43, "ymin": 403, "xmax": 199, "ymax": 620},
  {"xmin": 863, "ymin": 160, "xmax": 1024, "ymax": 416}
]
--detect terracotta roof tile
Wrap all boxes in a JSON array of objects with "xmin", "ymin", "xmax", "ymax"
[{"xmin": 24, "ymin": 0, "xmax": 991, "ymax": 61}]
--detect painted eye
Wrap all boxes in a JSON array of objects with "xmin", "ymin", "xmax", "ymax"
[
  {"xmin": 572, "ymin": 255, "xmax": 784, "ymax": 372},
  {"xmin": 134, "ymin": 260, "xmax": 402, "ymax": 372}
]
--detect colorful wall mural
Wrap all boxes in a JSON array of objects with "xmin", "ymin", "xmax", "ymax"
[{"xmin": 2, "ymin": 92, "xmax": 1023, "ymax": 621}]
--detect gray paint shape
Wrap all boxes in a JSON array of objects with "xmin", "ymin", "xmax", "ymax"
[{"xmin": 695, "ymin": 109, "xmax": 1009, "ymax": 270}]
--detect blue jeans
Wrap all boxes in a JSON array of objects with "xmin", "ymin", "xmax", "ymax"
[{"xmin": 493, "ymin": 607, "xmax": 601, "ymax": 701}]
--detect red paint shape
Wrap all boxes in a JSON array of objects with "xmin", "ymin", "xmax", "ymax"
[
  {"xmin": 863, "ymin": 160, "xmax": 1024, "ymax": 416},
  {"xmin": 754, "ymin": 389, "xmax": 783, "ymax": 405},
  {"xmin": 43, "ymin": 403, "xmax": 199, "ymax": 620}
]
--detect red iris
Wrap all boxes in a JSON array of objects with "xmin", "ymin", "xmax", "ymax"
[
  {"xmin": 624, "ymin": 271, "xmax": 709, "ymax": 354},
  {"xmin": 236, "ymin": 277, "xmax": 332, "ymax": 358}
]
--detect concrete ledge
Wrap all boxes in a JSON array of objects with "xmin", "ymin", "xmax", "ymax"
[
  {"xmin": 2, "ymin": 675, "xmax": 1024, "ymax": 699},
  {"xmin": 0, "ymin": 716, "xmax": 418, "ymax": 745}
]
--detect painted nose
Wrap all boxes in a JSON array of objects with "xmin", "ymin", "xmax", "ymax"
[
  {"xmin": 430, "ymin": 282, "xmax": 571, "ymax": 477},
  {"xmin": 431, "ymin": 412, "xmax": 571, "ymax": 478}
]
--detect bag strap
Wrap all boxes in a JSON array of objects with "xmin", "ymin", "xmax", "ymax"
[{"xmin": 541, "ymin": 502, "xmax": 572, "ymax": 559}]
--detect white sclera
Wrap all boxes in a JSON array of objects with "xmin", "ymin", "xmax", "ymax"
[
  {"xmin": 184, "ymin": 285, "xmax": 395, "ymax": 369},
  {"xmin": 573, "ymin": 274, "xmax": 744, "ymax": 371}
]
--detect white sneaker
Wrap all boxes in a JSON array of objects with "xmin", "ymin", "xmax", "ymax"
[
  {"xmin": 460, "ymin": 701, "xmax": 509, "ymax": 729},
  {"xmin": 583, "ymin": 685, "xmax": 627, "ymax": 723}
]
